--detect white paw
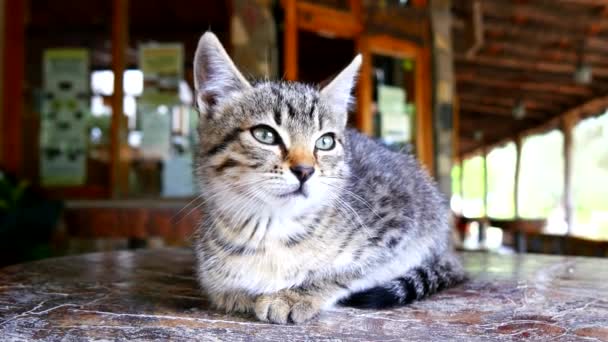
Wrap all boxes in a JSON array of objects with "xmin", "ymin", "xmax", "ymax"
[{"xmin": 254, "ymin": 293, "xmax": 321, "ymax": 324}]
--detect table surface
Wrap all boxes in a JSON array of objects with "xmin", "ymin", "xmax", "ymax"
[{"xmin": 1, "ymin": 249, "xmax": 607, "ymax": 342}]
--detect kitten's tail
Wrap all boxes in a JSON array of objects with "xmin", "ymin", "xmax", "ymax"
[{"xmin": 340, "ymin": 255, "xmax": 466, "ymax": 309}]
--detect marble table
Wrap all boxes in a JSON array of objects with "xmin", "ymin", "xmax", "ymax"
[{"xmin": 1, "ymin": 248, "xmax": 607, "ymax": 341}]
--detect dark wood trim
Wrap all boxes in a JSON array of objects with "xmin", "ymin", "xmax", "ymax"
[
  {"xmin": 457, "ymin": 93, "xmax": 562, "ymax": 113},
  {"xmin": 293, "ymin": 1, "xmax": 362, "ymax": 39},
  {"xmin": 110, "ymin": 0, "xmax": 128, "ymax": 198},
  {"xmin": 457, "ymin": 72, "xmax": 593, "ymax": 97},
  {"xmin": 64, "ymin": 205, "xmax": 200, "ymax": 240},
  {"xmin": 283, "ymin": 0, "xmax": 297, "ymax": 81},
  {"xmin": 356, "ymin": 36, "xmax": 373, "ymax": 135},
  {"xmin": 1, "ymin": 0, "xmax": 24, "ymax": 175},
  {"xmin": 455, "ymin": 54, "xmax": 608, "ymax": 79},
  {"xmin": 357, "ymin": 35, "xmax": 434, "ymax": 174}
]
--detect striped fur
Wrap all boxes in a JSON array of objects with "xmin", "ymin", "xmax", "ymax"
[{"xmin": 192, "ymin": 32, "xmax": 465, "ymax": 324}]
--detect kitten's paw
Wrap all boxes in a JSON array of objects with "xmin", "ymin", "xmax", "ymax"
[
  {"xmin": 255, "ymin": 293, "xmax": 291, "ymax": 324},
  {"xmin": 254, "ymin": 292, "xmax": 321, "ymax": 324},
  {"xmin": 288, "ymin": 300, "xmax": 320, "ymax": 324}
]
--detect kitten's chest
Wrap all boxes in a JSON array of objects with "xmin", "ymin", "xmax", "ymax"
[{"xmin": 217, "ymin": 221, "xmax": 336, "ymax": 293}]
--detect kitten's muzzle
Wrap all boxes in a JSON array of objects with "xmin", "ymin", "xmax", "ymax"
[{"xmin": 290, "ymin": 165, "xmax": 315, "ymax": 184}]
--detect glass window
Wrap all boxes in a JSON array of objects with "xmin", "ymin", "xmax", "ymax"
[
  {"xmin": 573, "ymin": 110, "xmax": 608, "ymax": 240},
  {"xmin": 486, "ymin": 142, "xmax": 516, "ymax": 219},
  {"xmin": 461, "ymin": 155, "xmax": 485, "ymax": 218},
  {"xmin": 24, "ymin": 1, "xmax": 113, "ymax": 194},
  {"xmin": 518, "ymin": 130, "xmax": 565, "ymax": 231},
  {"xmin": 371, "ymin": 55, "xmax": 417, "ymax": 154},
  {"xmin": 450, "ymin": 163, "xmax": 462, "ymax": 214}
]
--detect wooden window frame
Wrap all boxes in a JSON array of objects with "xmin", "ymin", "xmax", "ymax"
[
  {"xmin": 357, "ymin": 35, "xmax": 434, "ymax": 173},
  {"xmin": 283, "ymin": 0, "xmax": 435, "ymax": 174}
]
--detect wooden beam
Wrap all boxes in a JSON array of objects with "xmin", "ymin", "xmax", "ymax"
[
  {"xmin": 459, "ymin": 101, "xmax": 547, "ymax": 119},
  {"xmin": 283, "ymin": 0, "xmax": 297, "ymax": 81},
  {"xmin": 477, "ymin": 1, "xmax": 607, "ymax": 34},
  {"xmin": 457, "ymin": 72, "xmax": 593, "ymax": 97},
  {"xmin": 453, "ymin": 17, "xmax": 608, "ymax": 54},
  {"xmin": 481, "ymin": 41, "xmax": 608, "ymax": 68},
  {"xmin": 556, "ymin": 0, "xmax": 608, "ymax": 6},
  {"xmin": 464, "ymin": 0, "xmax": 484, "ymax": 58},
  {"xmin": 458, "ymin": 93, "xmax": 562, "ymax": 113},
  {"xmin": 293, "ymin": 1, "xmax": 362, "ymax": 39},
  {"xmin": 456, "ymin": 65, "xmax": 608, "ymax": 91},
  {"xmin": 455, "ymin": 54, "xmax": 608, "ymax": 79},
  {"xmin": 459, "ymin": 112, "xmax": 541, "ymax": 142},
  {"xmin": 1, "ymin": 0, "xmax": 24, "ymax": 175},
  {"xmin": 458, "ymin": 85, "xmax": 578, "ymax": 107},
  {"xmin": 110, "ymin": 0, "xmax": 127, "ymax": 198}
]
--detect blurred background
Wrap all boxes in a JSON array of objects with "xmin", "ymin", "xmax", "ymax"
[{"xmin": 1, "ymin": 0, "xmax": 607, "ymax": 266}]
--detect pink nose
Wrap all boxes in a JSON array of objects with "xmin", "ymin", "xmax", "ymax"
[{"xmin": 290, "ymin": 165, "xmax": 315, "ymax": 183}]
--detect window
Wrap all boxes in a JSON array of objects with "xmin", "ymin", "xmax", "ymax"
[
  {"xmin": 518, "ymin": 130, "xmax": 565, "ymax": 232},
  {"xmin": 461, "ymin": 155, "xmax": 485, "ymax": 218},
  {"xmin": 486, "ymin": 142, "xmax": 516, "ymax": 219},
  {"xmin": 450, "ymin": 163, "xmax": 462, "ymax": 214},
  {"xmin": 573, "ymin": 110, "xmax": 608, "ymax": 240}
]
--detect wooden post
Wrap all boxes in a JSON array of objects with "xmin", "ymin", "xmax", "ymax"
[
  {"xmin": 513, "ymin": 135, "xmax": 526, "ymax": 252},
  {"xmin": 356, "ymin": 37, "xmax": 373, "ymax": 136},
  {"xmin": 562, "ymin": 114, "xmax": 576, "ymax": 236},
  {"xmin": 480, "ymin": 146, "xmax": 488, "ymax": 244},
  {"xmin": 416, "ymin": 47, "xmax": 435, "ymax": 175},
  {"xmin": 110, "ymin": 0, "xmax": 128, "ymax": 198},
  {"xmin": 459, "ymin": 157, "xmax": 464, "ymax": 202},
  {"xmin": 284, "ymin": 0, "xmax": 298, "ymax": 81},
  {"xmin": 1, "ymin": 0, "xmax": 24, "ymax": 175},
  {"xmin": 514, "ymin": 136, "xmax": 522, "ymax": 218}
]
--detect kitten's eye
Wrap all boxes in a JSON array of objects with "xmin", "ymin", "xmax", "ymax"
[
  {"xmin": 251, "ymin": 125, "xmax": 278, "ymax": 145},
  {"xmin": 315, "ymin": 133, "xmax": 335, "ymax": 151}
]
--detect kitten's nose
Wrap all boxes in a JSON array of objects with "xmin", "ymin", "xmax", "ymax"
[{"xmin": 290, "ymin": 165, "xmax": 315, "ymax": 183}]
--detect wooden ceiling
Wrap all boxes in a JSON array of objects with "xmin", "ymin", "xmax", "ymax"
[{"xmin": 452, "ymin": 0, "xmax": 608, "ymax": 156}]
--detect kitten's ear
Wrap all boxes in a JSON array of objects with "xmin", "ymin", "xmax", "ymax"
[
  {"xmin": 320, "ymin": 54, "xmax": 362, "ymax": 123},
  {"xmin": 193, "ymin": 31, "xmax": 251, "ymax": 115}
]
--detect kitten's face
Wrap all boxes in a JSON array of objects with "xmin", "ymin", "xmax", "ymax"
[
  {"xmin": 198, "ymin": 83, "xmax": 349, "ymax": 216},
  {"xmin": 193, "ymin": 32, "xmax": 360, "ymax": 219}
]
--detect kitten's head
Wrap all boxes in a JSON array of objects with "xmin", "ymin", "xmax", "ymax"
[{"xmin": 194, "ymin": 32, "xmax": 360, "ymax": 219}]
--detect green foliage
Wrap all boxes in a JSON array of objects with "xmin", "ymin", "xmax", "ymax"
[
  {"xmin": 518, "ymin": 130, "xmax": 564, "ymax": 219},
  {"xmin": 452, "ymin": 110, "xmax": 608, "ymax": 240},
  {"xmin": 461, "ymin": 156, "xmax": 485, "ymax": 217},
  {"xmin": 487, "ymin": 143, "xmax": 516, "ymax": 219},
  {"xmin": 0, "ymin": 173, "xmax": 30, "ymax": 211},
  {"xmin": 573, "ymin": 111, "xmax": 608, "ymax": 240}
]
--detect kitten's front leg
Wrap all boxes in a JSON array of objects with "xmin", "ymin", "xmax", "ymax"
[
  {"xmin": 210, "ymin": 290, "xmax": 256, "ymax": 314},
  {"xmin": 254, "ymin": 282, "xmax": 347, "ymax": 324}
]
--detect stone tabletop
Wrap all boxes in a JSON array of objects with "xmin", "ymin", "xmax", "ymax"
[{"xmin": 1, "ymin": 248, "xmax": 607, "ymax": 341}]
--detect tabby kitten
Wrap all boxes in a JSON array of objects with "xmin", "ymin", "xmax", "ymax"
[{"xmin": 193, "ymin": 32, "xmax": 465, "ymax": 324}]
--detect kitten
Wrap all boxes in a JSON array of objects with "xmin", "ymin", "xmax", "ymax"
[{"xmin": 193, "ymin": 32, "xmax": 465, "ymax": 324}]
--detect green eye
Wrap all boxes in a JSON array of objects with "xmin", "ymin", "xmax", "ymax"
[
  {"xmin": 315, "ymin": 134, "xmax": 335, "ymax": 150},
  {"xmin": 251, "ymin": 125, "xmax": 278, "ymax": 145}
]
